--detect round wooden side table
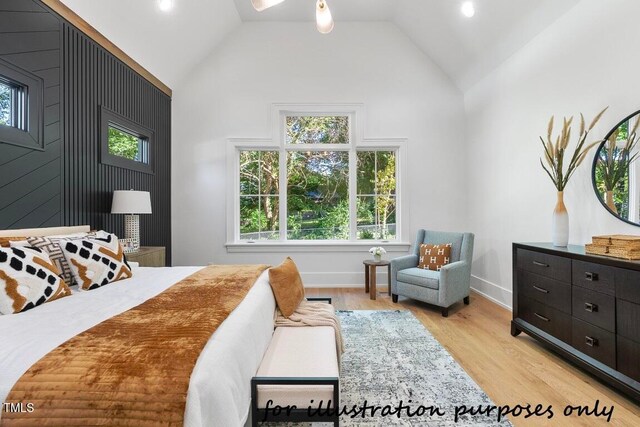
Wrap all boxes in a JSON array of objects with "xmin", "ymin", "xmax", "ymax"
[{"xmin": 363, "ymin": 259, "xmax": 391, "ymax": 300}]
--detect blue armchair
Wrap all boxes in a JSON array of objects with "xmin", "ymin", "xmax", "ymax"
[{"xmin": 391, "ymin": 229, "xmax": 474, "ymax": 317}]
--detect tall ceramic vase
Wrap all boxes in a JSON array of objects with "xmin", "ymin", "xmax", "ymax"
[{"xmin": 552, "ymin": 191, "xmax": 569, "ymax": 247}]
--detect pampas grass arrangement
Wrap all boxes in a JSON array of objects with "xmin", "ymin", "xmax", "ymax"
[
  {"xmin": 539, "ymin": 107, "xmax": 608, "ymax": 191},
  {"xmin": 539, "ymin": 107, "xmax": 607, "ymax": 246}
]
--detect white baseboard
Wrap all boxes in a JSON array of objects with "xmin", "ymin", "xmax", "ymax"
[
  {"xmin": 300, "ymin": 271, "xmax": 512, "ymax": 311},
  {"xmin": 470, "ymin": 275, "xmax": 512, "ymax": 310},
  {"xmin": 301, "ymin": 271, "xmax": 387, "ymax": 288}
]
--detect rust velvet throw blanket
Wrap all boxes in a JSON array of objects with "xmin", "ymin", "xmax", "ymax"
[{"xmin": 2, "ymin": 264, "xmax": 269, "ymax": 426}]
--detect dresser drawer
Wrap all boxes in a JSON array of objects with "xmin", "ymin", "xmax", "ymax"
[
  {"xmin": 571, "ymin": 287, "xmax": 615, "ymax": 332},
  {"xmin": 519, "ymin": 295, "xmax": 571, "ymax": 342},
  {"xmin": 617, "ymin": 299, "xmax": 640, "ymax": 343},
  {"xmin": 517, "ymin": 249, "xmax": 571, "ymax": 282},
  {"xmin": 572, "ymin": 260, "xmax": 615, "ymax": 296},
  {"xmin": 572, "ymin": 318, "xmax": 616, "ymax": 368},
  {"xmin": 518, "ymin": 270, "xmax": 571, "ymax": 313},
  {"xmin": 618, "ymin": 336, "xmax": 640, "ymax": 382},
  {"xmin": 615, "ymin": 268, "xmax": 640, "ymax": 304}
]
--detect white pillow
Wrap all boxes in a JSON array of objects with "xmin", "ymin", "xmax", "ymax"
[
  {"xmin": 61, "ymin": 232, "xmax": 133, "ymax": 291},
  {"xmin": 0, "ymin": 246, "xmax": 71, "ymax": 314}
]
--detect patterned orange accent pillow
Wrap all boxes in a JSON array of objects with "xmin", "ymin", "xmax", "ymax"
[
  {"xmin": 418, "ymin": 243, "xmax": 452, "ymax": 271},
  {"xmin": 61, "ymin": 231, "xmax": 132, "ymax": 291},
  {"xmin": 0, "ymin": 246, "xmax": 71, "ymax": 314}
]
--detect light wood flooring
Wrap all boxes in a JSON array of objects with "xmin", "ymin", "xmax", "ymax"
[{"xmin": 305, "ymin": 287, "xmax": 640, "ymax": 426}]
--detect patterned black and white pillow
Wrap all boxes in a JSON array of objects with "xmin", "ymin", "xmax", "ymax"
[
  {"xmin": 61, "ymin": 232, "xmax": 132, "ymax": 291},
  {"xmin": 25, "ymin": 232, "xmax": 95, "ymax": 287},
  {"xmin": 0, "ymin": 246, "xmax": 71, "ymax": 315}
]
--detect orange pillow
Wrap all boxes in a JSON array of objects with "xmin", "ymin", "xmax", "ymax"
[
  {"xmin": 418, "ymin": 243, "xmax": 452, "ymax": 271},
  {"xmin": 268, "ymin": 257, "xmax": 305, "ymax": 318}
]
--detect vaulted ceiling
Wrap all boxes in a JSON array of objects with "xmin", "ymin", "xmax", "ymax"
[{"xmin": 59, "ymin": 0, "xmax": 582, "ymax": 91}]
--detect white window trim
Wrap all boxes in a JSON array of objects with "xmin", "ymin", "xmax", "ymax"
[{"xmin": 225, "ymin": 104, "xmax": 410, "ymax": 252}]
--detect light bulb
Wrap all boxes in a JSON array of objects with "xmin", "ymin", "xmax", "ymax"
[
  {"xmin": 252, "ymin": 0, "xmax": 286, "ymax": 12},
  {"xmin": 158, "ymin": 0, "xmax": 174, "ymax": 12},
  {"xmin": 461, "ymin": 1, "xmax": 475, "ymax": 18},
  {"xmin": 316, "ymin": 0, "xmax": 334, "ymax": 34}
]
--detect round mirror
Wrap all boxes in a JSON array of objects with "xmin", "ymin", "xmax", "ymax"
[{"xmin": 592, "ymin": 110, "xmax": 640, "ymax": 225}]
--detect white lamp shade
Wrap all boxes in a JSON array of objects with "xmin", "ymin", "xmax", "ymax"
[
  {"xmin": 111, "ymin": 190, "xmax": 152, "ymax": 214},
  {"xmin": 316, "ymin": 0, "xmax": 334, "ymax": 34},
  {"xmin": 251, "ymin": 0, "xmax": 286, "ymax": 12}
]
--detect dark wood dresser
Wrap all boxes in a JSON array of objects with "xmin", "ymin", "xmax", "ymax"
[{"xmin": 512, "ymin": 243, "xmax": 640, "ymax": 401}]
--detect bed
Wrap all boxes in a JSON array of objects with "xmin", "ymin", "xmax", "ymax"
[{"xmin": 0, "ymin": 226, "xmax": 276, "ymax": 426}]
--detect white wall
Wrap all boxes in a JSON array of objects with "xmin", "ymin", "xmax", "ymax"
[
  {"xmin": 172, "ymin": 22, "xmax": 467, "ymax": 286},
  {"xmin": 465, "ymin": 0, "xmax": 640, "ymax": 308}
]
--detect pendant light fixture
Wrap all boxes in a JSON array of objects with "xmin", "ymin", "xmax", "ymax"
[
  {"xmin": 251, "ymin": 0, "xmax": 286, "ymax": 12},
  {"xmin": 315, "ymin": 0, "xmax": 334, "ymax": 34},
  {"xmin": 251, "ymin": 0, "xmax": 335, "ymax": 34}
]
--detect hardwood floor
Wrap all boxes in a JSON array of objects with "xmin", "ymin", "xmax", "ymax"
[{"xmin": 305, "ymin": 287, "xmax": 640, "ymax": 426}]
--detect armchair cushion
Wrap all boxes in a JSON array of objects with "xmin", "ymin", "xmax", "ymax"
[{"xmin": 396, "ymin": 268, "xmax": 440, "ymax": 290}]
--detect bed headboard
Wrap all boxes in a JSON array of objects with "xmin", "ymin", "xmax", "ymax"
[{"xmin": 0, "ymin": 225, "xmax": 91, "ymax": 238}]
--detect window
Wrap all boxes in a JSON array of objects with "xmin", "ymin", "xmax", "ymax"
[
  {"xmin": 286, "ymin": 115, "xmax": 349, "ymax": 144},
  {"xmin": 233, "ymin": 108, "xmax": 402, "ymax": 243},
  {"xmin": 0, "ymin": 81, "xmax": 18, "ymax": 128},
  {"xmin": 287, "ymin": 150, "xmax": 350, "ymax": 240},
  {"xmin": 108, "ymin": 125, "xmax": 150, "ymax": 164},
  {"xmin": 357, "ymin": 151, "xmax": 396, "ymax": 240},
  {"xmin": 240, "ymin": 151, "xmax": 280, "ymax": 240},
  {"xmin": 0, "ymin": 58, "xmax": 43, "ymax": 150},
  {"xmin": 100, "ymin": 107, "xmax": 154, "ymax": 174}
]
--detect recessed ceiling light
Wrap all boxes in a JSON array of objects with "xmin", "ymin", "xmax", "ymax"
[
  {"xmin": 158, "ymin": 0, "xmax": 174, "ymax": 12},
  {"xmin": 461, "ymin": 1, "xmax": 475, "ymax": 18}
]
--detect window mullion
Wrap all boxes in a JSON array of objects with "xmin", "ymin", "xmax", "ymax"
[
  {"xmin": 279, "ymin": 147, "xmax": 287, "ymax": 242},
  {"xmin": 12, "ymin": 86, "xmax": 18, "ymax": 128},
  {"xmin": 349, "ymin": 148, "xmax": 357, "ymax": 241}
]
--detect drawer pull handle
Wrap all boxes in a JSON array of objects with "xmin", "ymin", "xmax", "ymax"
[
  {"xmin": 584, "ymin": 302, "xmax": 598, "ymax": 313},
  {"xmin": 533, "ymin": 261, "xmax": 549, "ymax": 268},
  {"xmin": 532, "ymin": 285, "xmax": 549, "ymax": 294},
  {"xmin": 585, "ymin": 336, "xmax": 598, "ymax": 347},
  {"xmin": 534, "ymin": 312, "xmax": 550, "ymax": 322},
  {"xmin": 585, "ymin": 272, "xmax": 599, "ymax": 281}
]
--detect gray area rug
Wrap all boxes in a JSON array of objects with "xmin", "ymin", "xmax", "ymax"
[
  {"xmin": 262, "ymin": 310, "xmax": 511, "ymax": 426},
  {"xmin": 336, "ymin": 310, "xmax": 511, "ymax": 426}
]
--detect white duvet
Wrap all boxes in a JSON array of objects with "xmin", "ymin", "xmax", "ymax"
[{"xmin": 0, "ymin": 266, "xmax": 275, "ymax": 427}]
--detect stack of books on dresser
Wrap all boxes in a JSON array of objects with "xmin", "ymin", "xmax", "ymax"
[{"xmin": 586, "ymin": 235, "xmax": 640, "ymax": 260}]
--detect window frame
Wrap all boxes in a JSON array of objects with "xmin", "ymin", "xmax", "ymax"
[
  {"xmin": 100, "ymin": 106, "xmax": 154, "ymax": 174},
  {"xmin": 227, "ymin": 104, "xmax": 408, "ymax": 250},
  {"xmin": 0, "ymin": 57, "xmax": 44, "ymax": 151}
]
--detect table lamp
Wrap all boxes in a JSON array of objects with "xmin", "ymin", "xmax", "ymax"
[{"xmin": 111, "ymin": 190, "xmax": 152, "ymax": 252}]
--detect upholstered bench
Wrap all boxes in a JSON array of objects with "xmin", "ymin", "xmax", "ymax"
[{"xmin": 251, "ymin": 300, "xmax": 340, "ymax": 426}]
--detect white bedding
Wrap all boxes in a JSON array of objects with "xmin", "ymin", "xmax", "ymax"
[{"xmin": 0, "ymin": 266, "xmax": 276, "ymax": 427}]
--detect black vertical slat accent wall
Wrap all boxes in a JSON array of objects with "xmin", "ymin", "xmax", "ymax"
[
  {"xmin": 0, "ymin": 0, "xmax": 62, "ymax": 229},
  {"xmin": 0, "ymin": 1, "xmax": 172, "ymax": 264},
  {"xmin": 61, "ymin": 24, "xmax": 172, "ymax": 264}
]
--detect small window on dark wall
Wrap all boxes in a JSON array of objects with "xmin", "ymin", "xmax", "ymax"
[
  {"xmin": 0, "ymin": 80, "xmax": 21, "ymax": 128},
  {"xmin": 0, "ymin": 58, "xmax": 43, "ymax": 150},
  {"xmin": 100, "ymin": 107, "xmax": 154, "ymax": 174},
  {"xmin": 108, "ymin": 125, "xmax": 150, "ymax": 163}
]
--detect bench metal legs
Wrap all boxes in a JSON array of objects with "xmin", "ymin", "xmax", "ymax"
[{"xmin": 251, "ymin": 377, "xmax": 340, "ymax": 426}]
